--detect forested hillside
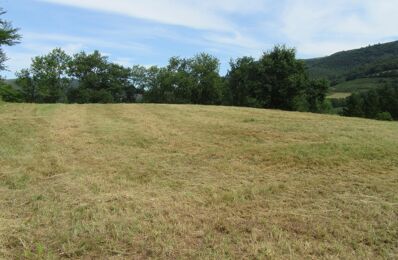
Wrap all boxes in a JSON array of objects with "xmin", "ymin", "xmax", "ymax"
[{"xmin": 305, "ymin": 41, "xmax": 398, "ymax": 87}]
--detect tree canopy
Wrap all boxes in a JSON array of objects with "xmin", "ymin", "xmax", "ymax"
[
  {"xmin": 0, "ymin": 8, "xmax": 21, "ymax": 71},
  {"xmin": 9, "ymin": 46, "xmax": 333, "ymax": 114}
]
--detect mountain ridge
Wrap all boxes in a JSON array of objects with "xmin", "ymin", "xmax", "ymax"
[{"xmin": 304, "ymin": 41, "xmax": 398, "ymax": 90}]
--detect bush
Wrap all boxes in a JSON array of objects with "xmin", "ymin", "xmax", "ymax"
[
  {"xmin": 375, "ymin": 112, "xmax": 393, "ymax": 121},
  {"xmin": 67, "ymin": 88, "xmax": 90, "ymax": 104},
  {"xmin": 318, "ymin": 100, "xmax": 334, "ymax": 114},
  {"xmin": 0, "ymin": 83, "xmax": 22, "ymax": 102},
  {"xmin": 330, "ymin": 98, "xmax": 347, "ymax": 108},
  {"xmin": 91, "ymin": 89, "xmax": 114, "ymax": 103},
  {"xmin": 291, "ymin": 95, "xmax": 309, "ymax": 112}
]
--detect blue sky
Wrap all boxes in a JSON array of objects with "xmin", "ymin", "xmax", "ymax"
[{"xmin": 1, "ymin": 0, "xmax": 398, "ymax": 78}]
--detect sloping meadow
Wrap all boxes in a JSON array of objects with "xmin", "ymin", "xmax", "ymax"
[{"xmin": 0, "ymin": 103, "xmax": 397, "ymax": 259}]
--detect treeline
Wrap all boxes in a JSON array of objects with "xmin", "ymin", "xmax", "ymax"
[
  {"xmin": 342, "ymin": 84, "xmax": 398, "ymax": 121},
  {"xmin": 13, "ymin": 49, "xmax": 137, "ymax": 104},
  {"xmin": 1, "ymin": 46, "xmax": 332, "ymax": 113}
]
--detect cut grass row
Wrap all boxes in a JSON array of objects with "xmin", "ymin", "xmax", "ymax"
[{"xmin": 0, "ymin": 103, "xmax": 397, "ymax": 259}]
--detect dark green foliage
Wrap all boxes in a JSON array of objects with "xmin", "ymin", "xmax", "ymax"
[
  {"xmin": 0, "ymin": 8, "xmax": 21, "ymax": 72},
  {"xmin": 15, "ymin": 69, "xmax": 36, "ymax": 102},
  {"xmin": 259, "ymin": 46, "xmax": 308, "ymax": 110},
  {"xmin": 305, "ymin": 41, "xmax": 398, "ymax": 85},
  {"xmin": 144, "ymin": 54, "xmax": 223, "ymax": 105},
  {"xmin": 329, "ymin": 98, "xmax": 347, "ymax": 108},
  {"xmin": 225, "ymin": 46, "xmax": 330, "ymax": 112},
  {"xmin": 15, "ymin": 49, "xmax": 71, "ymax": 103},
  {"xmin": 0, "ymin": 81, "xmax": 21, "ymax": 102},
  {"xmin": 375, "ymin": 112, "xmax": 393, "ymax": 121},
  {"xmin": 343, "ymin": 93, "xmax": 365, "ymax": 117},
  {"xmin": 305, "ymin": 79, "xmax": 329, "ymax": 112},
  {"xmin": 226, "ymin": 57, "xmax": 261, "ymax": 107},
  {"xmin": 343, "ymin": 85, "xmax": 398, "ymax": 120},
  {"xmin": 15, "ymin": 49, "xmax": 136, "ymax": 104},
  {"xmin": 362, "ymin": 90, "xmax": 380, "ymax": 118},
  {"xmin": 378, "ymin": 84, "xmax": 398, "ymax": 119},
  {"xmin": 66, "ymin": 87, "xmax": 90, "ymax": 104},
  {"xmin": 90, "ymin": 89, "xmax": 114, "ymax": 103},
  {"xmin": 68, "ymin": 51, "xmax": 135, "ymax": 103},
  {"xmin": 190, "ymin": 53, "xmax": 223, "ymax": 105},
  {"xmin": 0, "ymin": 7, "xmax": 20, "ymax": 100}
]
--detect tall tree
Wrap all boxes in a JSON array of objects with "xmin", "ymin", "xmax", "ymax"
[
  {"xmin": 190, "ymin": 53, "xmax": 223, "ymax": 105},
  {"xmin": 343, "ymin": 93, "xmax": 364, "ymax": 117},
  {"xmin": 16, "ymin": 48, "xmax": 71, "ymax": 103},
  {"xmin": 363, "ymin": 89, "xmax": 380, "ymax": 118},
  {"xmin": 15, "ymin": 69, "xmax": 36, "ymax": 102},
  {"xmin": 258, "ymin": 46, "xmax": 307, "ymax": 110},
  {"xmin": 226, "ymin": 57, "xmax": 261, "ymax": 107},
  {"xmin": 68, "ymin": 50, "xmax": 134, "ymax": 103},
  {"xmin": 0, "ymin": 8, "xmax": 21, "ymax": 71},
  {"xmin": 144, "ymin": 54, "xmax": 223, "ymax": 105},
  {"xmin": 305, "ymin": 79, "xmax": 329, "ymax": 112}
]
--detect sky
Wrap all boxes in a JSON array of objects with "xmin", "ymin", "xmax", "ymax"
[{"xmin": 1, "ymin": 0, "xmax": 398, "ymax": 78}]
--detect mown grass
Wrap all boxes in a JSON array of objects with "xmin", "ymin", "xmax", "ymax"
[{"xmin": 0, "ymin": 103, "xmax": 397, "ymax": 259}]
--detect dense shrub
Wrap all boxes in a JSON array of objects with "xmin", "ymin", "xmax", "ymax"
[{"xmin": 343, "ymin": 85, "xmax": 398, "ymax": 120}]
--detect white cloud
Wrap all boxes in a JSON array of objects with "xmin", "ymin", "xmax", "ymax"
[
  {"xmin": 23, "ymin": 32, "xmax": 149, "ymax": 52},
  {"xmin": 112, "ymin": 57, "xmax": 136, "ymax": 67},
  {"xmin": 280, "ymin": 0, "xmax": 398, "ymax": 57},
  {"xmin": 39, "ymin": 0, "xmax": 235, "ymax": 31}
]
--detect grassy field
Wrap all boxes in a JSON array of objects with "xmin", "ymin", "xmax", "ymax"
[{"xmin": 0, "ymin": 103, "xmax": 397, "ymax": 259}]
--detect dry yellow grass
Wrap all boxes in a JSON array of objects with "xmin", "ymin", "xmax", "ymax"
[
  {"xmin": 0, "ymin": 103, "xmax": 397, "ymax": 259},
  {"xmin": 326, "ymin": 92, "xmax": 352, "ymax": 99}
]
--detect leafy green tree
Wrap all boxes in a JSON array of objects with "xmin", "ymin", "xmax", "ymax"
[
  {"xmin": 144, "ymin": 54, "xmax": 222, "ymax": 105},
  {"xmin": 189, "ymin": 53, "xmax": 223, "ymax": 105},
  {"xmin": 375, "ymin": 112, "xmax": 393, "ymax": 121},
  {"xmin": 0, "ymin": 8, "xmax": 21, "ymax": 71},
  {"xmin": 15, "ymin": 69, "xmax": 36, "ymax": 102},
  {"xmin": 15, "ymin": 49, "xmax": 71, "ymax": 103},
  {"xmin": 305, "ymin": 79, "xmax": 329, "ymax": 112},
  {"xmin": 130, "ymin": 65, "xmax": 148, "ymax": 98},
  {"xmin": 68, "ymin": 50, "xmax": 109, "ymax": 92},
  {"xmin": 0, "ymin": 81, "xmax": 21, "ymax": 102},
  {"xmin": 107, "ymin": 63, "xmax": 135, "ymax": 102},
  {"xmin": 258, "ymin": 46, "xmax": 307, "ymax": 110},
  {"xmin": 166, "ymin": 57, "xmax": 195, "ymax": 103},
  {"xmin": 363, "ymin": 89, "xmax": 380, "ymax": 118},
  {"xmin": 378, "ymin": 85, "xmax": 398, "ymax": 119},
  {"xmin": 343, "ymin": 85, "xmax": 398, "ymax": 121},
  {"xmin": 141, "ymin": 66, "xmax": 164, "ymax": 103},
  {"xmin": 226, "ymin": 57, "xmax": 261, "ymax": 107},
  {"xmin": 343, "ymin": 93, "xmax": 365, "ymax": 117},
  {"xmin": 226, "ymin": 46, "xmax": 317, "ymax": 111},
  {"xmin": 68, "ymin": 50, "xmax": 134, "ymax": 103}
]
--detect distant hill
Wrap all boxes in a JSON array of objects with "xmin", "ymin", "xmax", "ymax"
[{"xmin": 304, "ymin": 41, "xmax": 398, "ymax": 93}]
